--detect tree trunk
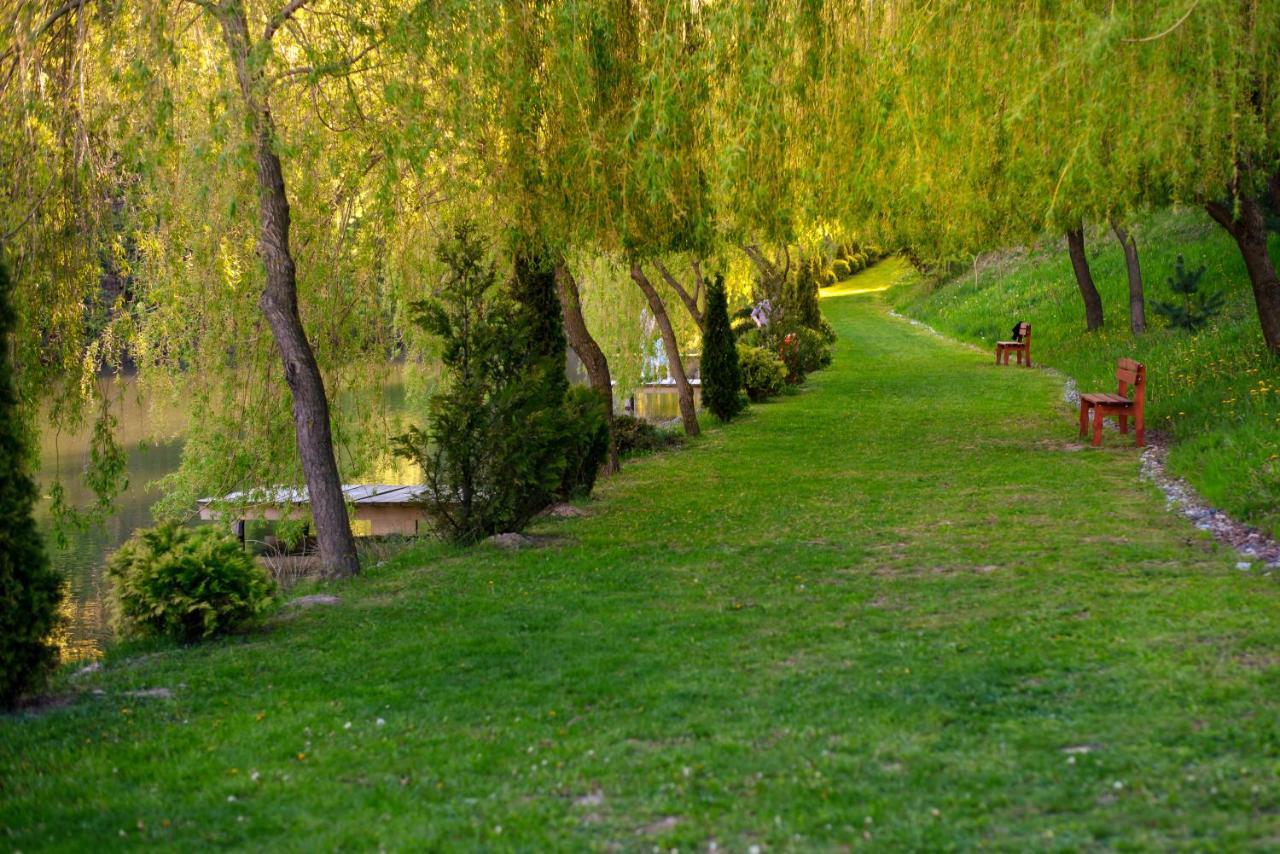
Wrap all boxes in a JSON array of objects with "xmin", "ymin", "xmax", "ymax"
[
  {"xmin": 217, "ymin": 3, "xmax": 359, "ymax": 577},
  {"xmin": 555, "ymin": 263, "xmax": 619, "ymax": 474},
  {"xmin": 1110, "ymin": 220, "xmax": 1146, "ymax": 334},
  {"xmin": 630, "ymin": 263, "xmax": 699, "ymax": 437},
  {"xmin": 1206, "ymin": 195, "xmax": 1280, "ymax": 354},
  {"xmin": 1066, "ymin": 225, "xmax": 1105, "ymax": 332}
]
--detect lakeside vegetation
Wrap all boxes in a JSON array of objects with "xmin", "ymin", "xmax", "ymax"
[
  {"xmin": 6, "ymin": 284, "xmax": 1277, "ymax": 848},
  {"xmin": 891, "ymin": 210, "xmax": 1280, "ymax": 536}
]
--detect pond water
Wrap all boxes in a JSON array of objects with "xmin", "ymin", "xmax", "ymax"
[{"xmin": 36, "ymin": 372, "xmax": 692, "ymax": 660}]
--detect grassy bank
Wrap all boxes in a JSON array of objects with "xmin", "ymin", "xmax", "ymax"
[
  {"xmin": 890, "ymin": 208, "xmax": 1280, "ymax": 536},
  {"xmin": 4, "ymin": 276, "xmax": 1279, "ymax": 849}
]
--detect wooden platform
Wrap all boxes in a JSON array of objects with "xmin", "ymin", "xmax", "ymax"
[{"xmin": 198, "ymin": 484, "xmax": 430, "ymax": 536}]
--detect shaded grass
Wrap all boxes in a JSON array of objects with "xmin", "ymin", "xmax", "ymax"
[
  {"xmin": 3, "ymin": 278, "xmax": 1279, "ymax": 850},
  {"xmin": 890, "ymin": 208, "xmax": 1280, "ymax": 535}
]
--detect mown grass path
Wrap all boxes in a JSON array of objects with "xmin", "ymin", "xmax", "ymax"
[{"xmin": 4, "ymin": 274, "xmax": 1278, "ymax": 850}]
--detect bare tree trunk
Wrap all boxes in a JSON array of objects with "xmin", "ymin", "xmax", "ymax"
[
  {"xmin": 554, "ymin": 263, "xmax": 619, "ymax": 474},
  {"xmin": 218, "ymin": 1, "xmax": 358, "ymax": 577},
  {"xmin": 1066, "ymin": 225, "xmax": 1105, "ymax": 332},
  {"xmin": 1206, "ymin": 195, "xmax": 1280, "ymax": 354},
  {"xmin": 630, "ymin": 263, "xmax": 699, "ymax": 437},
  {"xmin": 1110, "ymin": 220, "xmax": 1146, "ymax": 334}
]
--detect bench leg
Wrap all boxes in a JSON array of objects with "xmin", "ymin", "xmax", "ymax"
[
  {"xmin": 1135, "ymin": 412, "xmax": 1145, "ymax": 448},
  {"xmin": 995, "ymin": 345, "xmax": 1002, "ymax": 365},
  {"xmin": 1025, "ymin": 349, "xmax": 1031, "ymax": 368},
  {"xmin": 1016, "ymin": 348, "xmax": 1023, "ymax": 366},
  {"xmin": 1079, "ymin": 401, "xmax": 1089, "ymax": 437},
  {"xmin": 1092, "ymin": 406, "xmax": 1105, "ymax": 447},
  {"xmin": 1118, "ymin": 413, "xmax": 1128, "ymax": 434}
]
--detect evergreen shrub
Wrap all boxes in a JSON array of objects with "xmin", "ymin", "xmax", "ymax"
[
  {"xmin": 0, "ymin": 255, "xmax": 64, "ymax": 707},
  {"xmin": 700, "ymin": 274, "xmax": 745, "ymax": 422}
]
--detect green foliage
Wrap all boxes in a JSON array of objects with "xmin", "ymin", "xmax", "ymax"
[
  {"xmin": 699, "ymin": 274, "xmax": 745, "ymax": 422},
  {"xmin": 106, "ymin": 523, "xmax": 274, "ymax": 643},
  {"xmin": 559, "ymin": 386, "xmax": 610, "ymax": 499},
  {"xmin": 611, "ymin": 414, "xmax": 683, "ymax": 457},
  {"xmin": 394, "ymin": 223, "xmax": 598, "ymax": 543},
  {"xmin": 794, "ymin": 326, "xmax": 834, "ymax": 374},
  {"xmin": 785, "ymin": 258, "xmax": 825, "ymax": 332},
  {"xmin": 0, "ymin": 254, "xmax": 63, "ymax": 707},
  {"xmin": 831, "ymin": 258, "xmax": 851, "ymax": 280},
  {"xmin": 1154, "ymin": 254, "xmax": 1226, "ymax": 332},
  {"xmin": 736, "ymin": 343, "xmax": 787, "ymax": 402}
]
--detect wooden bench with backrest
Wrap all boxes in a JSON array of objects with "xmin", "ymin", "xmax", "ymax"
[
  {"xmin": 1079, "ymin": 358, "xmax": 1146, "ymax": 447},
  {"xmin": 995, "ymin": 322, "xmax": 1031, "ymax": 366}
]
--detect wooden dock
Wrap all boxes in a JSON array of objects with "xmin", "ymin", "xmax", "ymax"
[{"xmin": 198, "ymin": 484, "xmax": 430, "ymax": 537}]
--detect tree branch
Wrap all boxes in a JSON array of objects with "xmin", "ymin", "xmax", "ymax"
[
  {"xmin": 0, "ymin": 0, "xmax": 93, "ymax": 67},
  {"xmin": 654, "ymin": 259, "xmax": 703, "ymax": 327},
  {"xmin": 1204, "ymin": 200, "xmax": 1239, "ymax": 236},
  {"xmin": 263, "ymin": 0, "xmax": 312, "ymax": 43}
]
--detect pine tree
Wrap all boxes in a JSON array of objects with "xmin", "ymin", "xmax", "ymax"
[
  {"xmin": 0, "ymin": 252, "xmax": 64, "ymax": 708},
  {"xmin": 1154, "ymin": 254, "xmax": 1224, "ymax": 333},
  {"xmin": 700, "ymin": 274, "xmax": 745, "ymax": 422}
]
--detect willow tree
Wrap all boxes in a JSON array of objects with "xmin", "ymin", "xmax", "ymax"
[
  {"xmin": 91, "ymin": 0, "xmax": 458, "ymax": 575},
  {"xmin": 0, "ymin": 0, "xmax": 131, "ymax": 523}
]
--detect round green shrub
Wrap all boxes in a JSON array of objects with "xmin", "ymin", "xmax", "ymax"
[
  {"xmin": 612, "ymin": 414, "xmax": 682, "ymax": 456},
  {"xmin": 736, "ymin": 343, "xmax": 787, "ymax": 402},
  {"xmin": 821, "ymin": 270, "xmax": 837, "ymax": 288},
  {"xmin": 107, "ymin": 524, "xmax": 276, "ymax": 643},
  {"xmin": 830, "ymin": 258, "xmax": 851, "ymax": 280},
  {"xmin": 795, "ymin": 326, "xmax": 834, "ymax": 374}
]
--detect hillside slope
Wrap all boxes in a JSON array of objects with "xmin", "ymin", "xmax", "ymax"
[{"xmin": 891, "ymin": 209, "xmax": 1280, "ymax": 536}]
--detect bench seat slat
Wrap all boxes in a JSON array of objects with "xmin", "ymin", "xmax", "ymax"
[{"xmin": 1080, "ymin": 392, "xmax": 1133, "ymax": 405}]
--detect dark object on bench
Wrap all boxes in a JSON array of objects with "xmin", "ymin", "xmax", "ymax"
[
  {"xmin": 995, "ymin": 322, "xmax": 1031, "ymax": 366},
  {"xmin": 1079, "ymin": 358, "xmax": 1146, "ymax": 447}
]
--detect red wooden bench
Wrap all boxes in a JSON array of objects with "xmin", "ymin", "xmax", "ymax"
[
  {"xmin": 1079, "ymin": 358, "xmax": 1146, "ymax": 447},
  {"xmin": 995, "ymin": 322, "xmax": 1031, "ymax": 366}
]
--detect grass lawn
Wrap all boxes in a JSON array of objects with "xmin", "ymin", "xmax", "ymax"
[
  {"xmin": 890, "ymin": 209, "xmax": 1280, "ymax": 536},
  {"xmin": 4, "ymin": 268, "xmax": 1280, "ymax": 850}
]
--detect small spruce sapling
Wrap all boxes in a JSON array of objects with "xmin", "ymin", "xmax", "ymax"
[{"xmin": 1153, "ymin": 254, "xmax": 1224, "ymax": 333}]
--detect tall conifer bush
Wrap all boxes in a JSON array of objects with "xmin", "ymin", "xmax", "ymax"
[
  {"xmin": 0, "ymin": 253, "xmax": 64, "ymax": 708},
  {"xmin": 700, "ymin": 274, "xmax": 745, "ymax": 422}
]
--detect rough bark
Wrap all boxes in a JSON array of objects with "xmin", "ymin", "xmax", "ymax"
[
  {"xmin": 1066, "ymin": 226, "xmax": 1105, "ymax": 332},
  {"xmin": 217, "ymin": 1, "xmax": 359, "ymax": 576},
  {"xmin": 554, "ymin": 263, "xmax": 619, "ymax": 474},
  {"xmin": 1206, "ymin": 195, "xmax": 1280, "ymax": 354},
  {"xmin": 653, "ymin": 259, "xmax": 704, "ymax": 330},
  {"xmin": 629, "ymin": 263, "xmax": 700, "ymax": 437},
  {"xmin": 1110, "ymin": 220, "xmax": 1146, "ymax": 334}
]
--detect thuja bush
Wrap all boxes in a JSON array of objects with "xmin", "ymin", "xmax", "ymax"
[
  {"xmin": 395, "ymin": 222, "xmax": 603, "ymax": 542},
  {"xmin": 737, "ymin": 343, "xmax": 788, "ymax": 402},
  {"xmin": 0, "ymin": 255, "xmax": 64, "ymax": 707},
  {"xmin": 107, "ymin": 524, "xmax": 275, "ymax": 643},
  {"xmin": 700, "ymin": 274, "xmax": 745, "ymax": 422},
  {"xmin": 559, "ymin": 386, "xmax": 610, "ymax": 498}
]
